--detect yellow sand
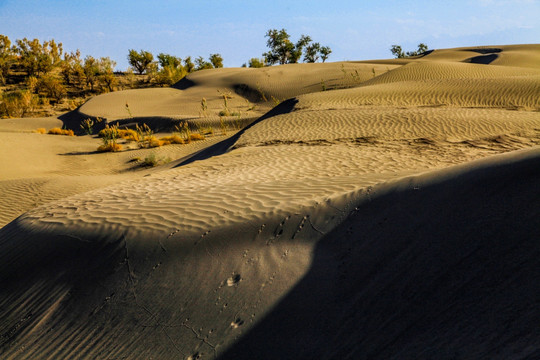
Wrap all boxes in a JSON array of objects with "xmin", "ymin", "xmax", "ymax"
[{"xmin": 1, "ymin": 44, "xmax": 539, "ymax": 359}]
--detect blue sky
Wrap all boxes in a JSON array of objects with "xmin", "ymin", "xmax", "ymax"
[{"xmin": 0, "ymin": 0, "xmax": 538, "ymax": 70}]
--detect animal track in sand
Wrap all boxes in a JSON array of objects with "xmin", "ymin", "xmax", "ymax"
[
  {"xmin": 227, "ymin": 274, "xmax": 241, "ymax": 287},
  {"xmin": 230, "ymin": 318, "xmax": 244, "ymax": 329}
]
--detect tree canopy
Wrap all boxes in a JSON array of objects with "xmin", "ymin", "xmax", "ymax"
[{"xmin": 262, "ymin": 29, "xmax": 331, "ymax": 65}]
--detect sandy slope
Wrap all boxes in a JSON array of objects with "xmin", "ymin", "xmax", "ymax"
[{"xmin": 1, "ymin": 44, "xmax": 539, "ymax": 359}]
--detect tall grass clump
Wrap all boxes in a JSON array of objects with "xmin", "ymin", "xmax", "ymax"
[
  {"xmin": 80, "ymin": 118, "xmax": 94, "ymax": 135},
  {"xmin": 97, "ymin": 124, "xmax": 122, "ymax": 152}
]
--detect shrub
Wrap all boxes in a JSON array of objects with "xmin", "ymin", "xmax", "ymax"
[
  {"xmin": 48, "ymin": 127, "xmax": 74, "ymax": 136},
  {"xmin": 189, "ymin": 133, "xmax": 205, "ymax": 141},
  {"xmin": 142, "ymin": 153, "xmax": 159, "ymax": 167},
  {"xmin": 97, "ymin": 142, "xmax": 122, "ymax": 152},
  {"xmin": 160, "ymin": 135, "xmax": 185, "ymax": 144},
  {"xmin": 97, "ymin": 124, "xmax": 121, "ymax": 151},
  {"xmin": 0, "ymin": 90, "xmax": 38, "ymax": 117},
  {"xmin": 35, "ymin": 128, "xmax": 46, "ymax": 134}
]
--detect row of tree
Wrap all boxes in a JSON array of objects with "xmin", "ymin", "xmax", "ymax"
[{"xmin": 243, "ymin": 29, "xmax": 332, "ymax": 68}]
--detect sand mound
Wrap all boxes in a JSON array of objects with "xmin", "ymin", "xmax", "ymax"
[{"xmin": 1, "ymin": 44, "xmax": 539, "ymax": 359}]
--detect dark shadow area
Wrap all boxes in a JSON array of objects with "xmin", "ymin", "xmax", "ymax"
[
  {"xmin": 173, "ymin": 98, "xmax": 299, "ymax": 168},
  {"xmin": 463, "ymin": 53, "xmax": 499, "ymax": 65},
  {"xmin": 467, "ymin": 48, "xmax": 503, "ymax": 54},
  {"xmin": 171, "ymin": 76, "xmax": 196, "ymax": 90},
  {"xmin": 220, "ymin": 153, "xmax": 540, "ymax": 359}
]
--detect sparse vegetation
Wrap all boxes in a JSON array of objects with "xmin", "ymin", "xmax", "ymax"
[
  {"xmin": 80, "ymin": 118, "xmax": 94, "ymax": 135},
  {"xmin": 262, "ymin": 29, "xmax": 331, "ymax": 65},
  {"xmin": 390, "ymin": 43, "xmax": 429, "ymax": 58},
  {"xmin": 48, "ymin": 127, "xmax": 75, "ymax": 136}
]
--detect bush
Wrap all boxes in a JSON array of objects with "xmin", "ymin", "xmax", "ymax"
[
  {"xmin": 38, "ymin": 74, "xmax": 66, "ymax": 103},
  {"xmin": 0, "ymin": 90, "xmax": 38, "ymax": 117},
  {"xmin": 97, "ymin": 142, "xmax": 122, "ymax": 152},
  {"xmin": 48, "ymin": 127, "xmax": 74, "ymax": 136},
  {"xmin": 35, "ymin": 128, "xmax": 46, "ymax": 134}
]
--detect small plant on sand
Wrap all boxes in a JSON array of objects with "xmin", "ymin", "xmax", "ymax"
[
  {"xmin": 217, "ymin": 89, "xmax": 233, "ymax": 116},
  {"xmin": 200, "ymin": 97, "xmax": 208, "ymax": 117},
  {"xmin": 189, "ymin": 133, "xmax": 205, "ymax": 141},
  {"xmin": 97, "ymin": 124, "xmax": 122, "ymax": 152},
  {"xmin": 80, "ymin": 118, "xmax": 94, "ymax": 135},
  {"xmin": 142, "ymin": 153, "xmax": 159, "ymax": 167},
  {"xmin": 175, "ymin": 121, "xmax": 191, "ymax": 140},
  {"xmin": 48, "ymin": 127, "xmax": 75, "ymax": 136},
  {"xmin": 135, "ymin": 123, "xmax": 152, "ymax": 138},
  {"xmin": 271, "ymin": 95, "xmax": 281, "ymax": 107},
  {"xmin": 125, "ymin": 102, "xmax": 133, "ymax": 118},
  {"xmin": 320, "ymin": 79, "xmax": 327, "ymax": 91},
  {"xmin": 159, "ymin": 135, "xmax": 185, "ymax": 145},
  {"xmin": 256, "ymin": 82, "xmax": 268, "ymax": 102},
  {"xmin": 35, "ymin": 127, "xmax": 46, "ymax": 134},
  {"xmin": 219, "ymin": 115, "xmax": 228, "ymax": 135}
]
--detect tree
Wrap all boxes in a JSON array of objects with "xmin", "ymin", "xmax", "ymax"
[
  {"xmin": 195, "ymin": 56, "xmax": 213, "ymax": 70},
  {"xmin": 127, "ymin": 49, "xmax": 154, "ymax": 74},
  {"xmin": 263, "ymin": 28, "xmax": 295, "ymax": 65},
  {"xmin": 157, "ymin": 53, "xmax": 181, "ymax": 69},
  {"xmin": 61, "ymin": 50, "xmax": 86, "ymax": 90},
  {"xmin": 391, "ymin": 43, "xmax": 429, "ymax": 58},
  {"xmin": 390, "ymin": 45, "xmax": 405, "ymax": 59},
  {"xmin": 304, "ymin": 42, "xmax": 321, "ymax": 63},
  {"xmin": 0, "ymin": 35, "xmax": 14, "ymax": 85},
  {"xmin": 15, "ymin": 38, "xmax": 63, "ymax": 76},
  {"xmin": 83, "ymin": 56, "xmax": 100, "ymax": 91},
  {"xmin": 289, "ymin": 35, "xmax": 311, "ymax": 63},
  {"xmin": 263, "ymin": 29, "xmax": 331, "ymax": 65},
  {"xmin": 98, "ymin": 57, "xmax": 117, "ymax": 92},
  {"xmin": 184, "ymin": 56, "xmax": 195, "ymax": 73},
  {"xmin": 320, "ymin": 46, "xmax": 332, "ymax": 63},
  {"xmin": 248, "ymin": 58, "xmax": 265, "ymax": 68},
  {"xmin": 209, "ymin": 53, "xmax": 223, "ymax": 68}
]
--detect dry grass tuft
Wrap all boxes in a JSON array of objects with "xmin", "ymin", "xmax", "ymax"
[
  {"xmin": 48, "ymin": 127, "xmax": 75, "ymax": 136},
  {"xmin": 35, "ymin": 128, "xmax": 46, "ymax": 134},
  {"xmin": 160, "ymin": 135, "xmax": 185, "ymax": 144},
  {"xmin": 189, "ymin": 133, "xmax": 205, "ymax": 141},
  {"xmin": 97, "ymin": 143, "xmax": 122, "ymax": 152}
]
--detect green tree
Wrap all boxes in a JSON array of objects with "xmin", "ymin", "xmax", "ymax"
[
  {"xmin": 263, "ymin": 29, "xmax": 331, "ymax": 65},
  {"xmin": 248, "ymin": 58, "xmax": 265, "ymax": 68},
  {"xmin": 209, "ymin": 53, "xmax": 223, "ymax": 68},
  {"xmin": 320, "ymin": 46, "xmax": 332, "ymax": 63},
  {"xmin": 61, "ymin": 50, "xmax": 86, "ymax": 90},
  {"xmin": 0, "ymin": 35, "xmax": 14, "ymax": 85},
  {"xmin": 157, "ymin": 53, "xmax": 181, "ymax": 69},
  {"xmin": 127, "ymin": 49, "xmax": 154, "ymax": 74},
  {"xmin": 97, "ymin": 57, "xmax": 117, "ymax": 92},
  {"xmin": 184, "ymin": 56, "xmax": 195, "ymax": 73},
  {"xmin": 263, "ymin": 28, "xmax": 294, "ymax": 65},
  {"xmin": 83, "ymin": 56, "xmax": 100, "ymax": 91},
  {"xmin": 289, "ymin": 35, "xmax": 311, "ymax": 63},
  {"xmin": 15, "ymin": 38, "xmax": 63, "ymax": 76},
  {"xmin": 391, "ymin": 43, "xmax": 429, "ymax": 58},
  {"xmin": 304, "ymin": 42, "xmax": 321, "ymax": 63},
  {"xmin": 195, "ymin": 56, "xmax": 213, "ymax": 70}
]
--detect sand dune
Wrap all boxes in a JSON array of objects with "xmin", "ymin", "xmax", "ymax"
[{"xmin": 1, "ymin": 44, "xmax": 539, "ymax": 359}]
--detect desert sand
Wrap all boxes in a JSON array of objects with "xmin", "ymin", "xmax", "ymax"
[{"xmin": 0, "ymin": 44, "xmax": 539, "ymax": 359}]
